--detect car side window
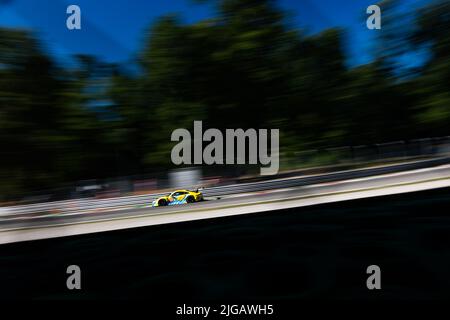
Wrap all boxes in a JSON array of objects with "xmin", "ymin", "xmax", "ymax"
[{"xmin": 172, "ymin": 191, "xmax": 186, "ymax": 197}]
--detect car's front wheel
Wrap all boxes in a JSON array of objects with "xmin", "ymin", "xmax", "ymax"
[{"xmin": 158, "ymin": 199, "xmax": 168, "ymax": 206}]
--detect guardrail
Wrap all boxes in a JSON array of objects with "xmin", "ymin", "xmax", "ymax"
[{"xmin": 1, "ymin": 156, "xmax": 450, "ymax": 218}]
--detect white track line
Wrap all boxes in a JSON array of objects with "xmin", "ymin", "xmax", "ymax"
[{"xmin": 1, "ymin": 177, "xmax": 450, "ymax": 245}]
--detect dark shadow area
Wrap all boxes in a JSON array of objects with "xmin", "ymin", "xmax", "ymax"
[{"xmin": 1, "ymin": 187, "xmax": 450, "ymax": 300}]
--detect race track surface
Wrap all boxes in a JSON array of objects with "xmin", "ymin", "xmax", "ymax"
[{"xmin": 1, "ymin": 163, "xmax": 450, "ymax": 244}]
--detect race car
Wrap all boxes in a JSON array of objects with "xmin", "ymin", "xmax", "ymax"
[{"xmin": 152, "ymin": 189, "xmax": 203, "ymax": 207}]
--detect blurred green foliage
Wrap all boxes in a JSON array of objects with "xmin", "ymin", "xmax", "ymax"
[{"xmin": 0, "ymin": 0, "xmax": 449, "ymax": 199}]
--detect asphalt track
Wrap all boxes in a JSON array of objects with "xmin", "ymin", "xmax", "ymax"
[{"xmin": 1, "ymin": 162, "xmax": 450, "ymax": 244}]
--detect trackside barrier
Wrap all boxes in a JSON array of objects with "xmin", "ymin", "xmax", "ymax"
[{"xmin": 1, "ymin": 157, "xmax": 450, "ymax": 217}]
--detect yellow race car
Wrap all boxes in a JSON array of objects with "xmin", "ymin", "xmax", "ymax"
[{"xmin": 152, "ymin": 189, "xmax": 203, "ymax": 207}]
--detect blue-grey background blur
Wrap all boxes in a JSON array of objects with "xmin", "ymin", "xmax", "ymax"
[{"xmin": 0, "ymin": 0, "xmax": 449, "ymax": 202}]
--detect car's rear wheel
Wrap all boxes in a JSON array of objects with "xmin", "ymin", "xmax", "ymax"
[
  {"xmin": 158, "ymin": 199, "xmax": 167, "ymax": 206},
  {"xmin": 186, "ymin": 196, "xmax": 195, "ymax": 203}
]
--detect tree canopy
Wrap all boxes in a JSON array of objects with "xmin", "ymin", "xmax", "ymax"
[{"xmin": 1, "ymin": 0, "xmax": 449, "ymax": 200}]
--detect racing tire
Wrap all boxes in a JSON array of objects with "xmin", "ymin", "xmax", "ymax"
[
  {"xmin": 158, "ymin": 199, "xmax": 168, "ymax": 206},
  {"xmin": 186, "ymin": 196, "xmax": 195, "ymax": 203}
]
